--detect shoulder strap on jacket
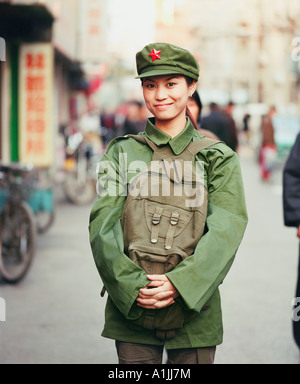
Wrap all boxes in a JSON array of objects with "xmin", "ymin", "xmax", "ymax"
[
  {"xmin": 126, "ymin": 134, "xmax": 221, "ymax": 157},
  {"xmin": 187, "ymin": 138, "xmax": 222, "ymax": 157},
  {"xmin": 125, "ymin": 134, "xmax": 161, "ymax": 153}
]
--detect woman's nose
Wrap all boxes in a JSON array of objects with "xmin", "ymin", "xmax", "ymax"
[{"xmin": 155, "ymin": 85, "xmax": 167, "ymax": 100}]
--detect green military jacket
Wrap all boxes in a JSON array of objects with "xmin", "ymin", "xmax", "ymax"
[{"xmin": 89, "ymin": 118, "xmax": 248, "ymax": 349}]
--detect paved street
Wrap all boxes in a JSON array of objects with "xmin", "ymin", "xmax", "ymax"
[{"xmin": 0, "ymin": 145, "xmax": 299, "ymax": 364}]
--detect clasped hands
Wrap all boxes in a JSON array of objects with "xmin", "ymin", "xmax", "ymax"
[{"xmin": 136, "ymin": 275, "xmax": 179, "ymax": 310}]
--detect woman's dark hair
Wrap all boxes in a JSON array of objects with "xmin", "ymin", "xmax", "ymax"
[
  {"xmin": 190, "ymin": 90, "xmax": 203, "ymax": 117},
  {"xmin": 184, "ymin": 78, "xmax": 201, "ymax": 131}
]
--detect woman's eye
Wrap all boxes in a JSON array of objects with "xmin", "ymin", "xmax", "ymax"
[
  {"xmin": 168, "ymin": 82, "xmax": 176, "ymax": 87},
  {"xmin": 145, "ymin": 84, "xmax": 155, "ymax": 89}
]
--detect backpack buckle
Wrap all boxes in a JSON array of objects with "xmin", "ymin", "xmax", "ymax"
[
  {"xmin": 170, "ymin": 212, "xmax": 180, "ymax": 226},
  {"xmin": 151, "ymin": 208, "xmax": 163, "ymax": 244},
  {"xmin": 165, "ymin": 213, "xmax": 180, "ymax": 250},
  {"xmin": 152, "ymin": 213, "xmax": 161, "ymax": 225}
]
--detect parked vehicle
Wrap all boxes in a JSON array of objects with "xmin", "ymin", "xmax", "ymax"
[
  {"xmin": 0, "ymin": 163, "xmax": 36, "ymax": 283},
  {"xmin": 29, "ymin": 167, "xmax": 55, "ymax": 235},
  {"xmin": 63, "ymin": 131, "xmax": 102, "ymax": 205},
  {"xmin": 0, "ymin": 163, "xmax": 56, "ymax": 283}
]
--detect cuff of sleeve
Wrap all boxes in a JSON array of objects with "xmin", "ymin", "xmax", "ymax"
[{"xmin": 124, "ymin": 275, "xmax": 150, "ymax": 320}]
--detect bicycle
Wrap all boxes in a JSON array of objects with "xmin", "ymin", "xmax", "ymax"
[
  {"xmin": 0, "ymin": 163, "xmax": 37, "ymax": 283},
  {"xmin": 63, "ymin": 131, "xmax": 100, "ymax": 205},
  {"xmin": 28, "ymin": 167, "xmax": 55, "ymax": 235}
]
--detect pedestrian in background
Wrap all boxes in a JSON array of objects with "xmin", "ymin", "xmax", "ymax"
[
  {"xmin": 259, "ymin": 106, "xmax": 278, "ymax": 181},
  {"xmin": 89, "ymin": 42, "xmax": 248, "ymax": 365},
  {"xmin": 201, "ymin": 102, "xmax": 231, "ymax": 145},
  {"xmin": 122, "ymin": 100, "xmax": 147, "ymax": 136},
  {"xmin": 242, "ymin": 113, "xmax": 251, "ymax": 144},
  {"xmin": 187, "ymin": 91, "xmax": 220, "ymax": 140},
  {"xmin": 283, "ymin": 132, "xmax": 300, "ymax": 351},
  {"xmin": 223, "ymin": 101, "xmax": 239, "ymax": 152}
]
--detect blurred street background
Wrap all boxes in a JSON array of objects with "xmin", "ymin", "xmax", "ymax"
[{"xmin": 0, "ymin": 0, "xmax": 300, "ymax": 364}]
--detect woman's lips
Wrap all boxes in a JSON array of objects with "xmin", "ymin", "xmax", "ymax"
[{"xmin": 155, "ymin": 103, "xmax": 173, "ymax": 110}]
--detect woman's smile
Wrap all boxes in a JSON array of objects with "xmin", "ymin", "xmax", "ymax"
[{"xmin": 154, "ymin": 103, "xmax": 173, "ymax": 111}]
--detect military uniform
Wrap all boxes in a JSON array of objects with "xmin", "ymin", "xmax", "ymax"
[
  {"xmin": 89, "ymin": 43, "xmax": 248, "ymax": 362},
  {"xmin": 89, "ymin": 117, "xmax": 248, "ymax": 349}
]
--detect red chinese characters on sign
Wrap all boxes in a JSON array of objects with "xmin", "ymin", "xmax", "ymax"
[
  {"xmin": 81, "ymin": 0, "xmax": 104, "ymax": 61},
  {"xmin": 27, "ymin": 97, "xmax": 46, "ymax": 113},
  {"xmin": 19, "ymin": 44, "xmax": 53, "ymax": 166},
  {"xmin": 88, "ymin": 6, "xmax": 101, "ymax": 36},
  {"xmin": 25, "ymin": 54, "xmax": 46, "ymax": 155},
  {"xmin": 26, "ymin": 53, "xmax": 45, "ymax": 69}
]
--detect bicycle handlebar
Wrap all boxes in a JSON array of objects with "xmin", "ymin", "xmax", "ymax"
[{"xmin": 0, "ymin": 162, "xmax": 34, "ymax": 174}]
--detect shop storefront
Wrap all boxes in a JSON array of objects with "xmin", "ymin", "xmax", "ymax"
[
  {"xmin": 0, "ymin": 2, "xmax": 54, "ymax": 165},
  {"xmin": 0, "ymin": 0, "xmax": 107, "ymax": 167}
]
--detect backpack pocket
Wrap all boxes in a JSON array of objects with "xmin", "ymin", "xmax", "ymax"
[
  {"xmin": 144, "ymin": 201, "xmax": 196, "ymax": 251},
  {"xmin": 128, "ymin": 243, "xmax": 188, "ymax": 274}
]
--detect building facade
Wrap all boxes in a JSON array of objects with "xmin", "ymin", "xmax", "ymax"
[
  {"xmin": 0, "ymin": 0, "xmax": 108, "ymax": 165},
  {"xmin": 155, "ymin": 0, "xmax": 300, "ymax": 111}
]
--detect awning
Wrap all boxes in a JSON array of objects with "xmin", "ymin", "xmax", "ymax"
[{"xmin": 0, "ymin": 3, "xmax": 55, "ymax": 41}]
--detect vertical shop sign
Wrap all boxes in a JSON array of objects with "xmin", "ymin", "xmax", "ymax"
[
  {"xmin": 81, "ymin": 0, "xmax": 105, "ymax": 62},
  {"xmin": 19, "ymin": 43, "xmax": 54, "ymax": 167}
]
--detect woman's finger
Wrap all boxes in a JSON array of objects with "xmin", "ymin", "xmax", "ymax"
[
  {"xmin": 138, "ymin": 290, "xmax": 174, "ymax": 301},
  {"xmin": 139, "ymin": 287, "xmax": 161, "ymax": 296},
  {"xmin": 154, "ymin": 298, "xmax": 175, "ymax": 309},
  {"xmin": 136, "ymin": 297, "xmax": 157, "ymax": 306},
  {"xmin": 137, "ymin": 297, "xmax": 175, "ymax": 310},
  {"xmin": 147, "ymin": 280, "xmax": 165, "ymax": 287},
  {"xmin": 147, "ymin": 274, "xmax": 168, "ymax": 282}
]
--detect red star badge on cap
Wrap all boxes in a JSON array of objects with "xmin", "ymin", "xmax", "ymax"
[{"xmin": 149, "ymin": 48, "xmax": 161, "ymax": 62}]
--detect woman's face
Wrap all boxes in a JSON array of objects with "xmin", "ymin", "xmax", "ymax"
[{"xmin": 142, "ymin": 75, "xmax": 196, "ymax": 127}]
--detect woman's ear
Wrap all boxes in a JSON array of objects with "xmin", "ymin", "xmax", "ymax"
[{"xmin": 189, "ymin": 82, "xmax": 197, "ymax": 97}]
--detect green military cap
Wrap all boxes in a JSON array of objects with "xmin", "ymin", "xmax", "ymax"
[{"xmin": 136, "ymin": 42, "xmax": 200, "ymax": 81}]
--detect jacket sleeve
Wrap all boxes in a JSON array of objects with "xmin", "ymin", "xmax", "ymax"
[
  {"xmin": 283, "ymin": 134, "xmax": 300, "ymax": 227},
  {"xmin": 166, "ymin": 145, "xmax": 248, "ymax": 313},
  {"xmin": 89, "ymin": 141, "xmax": 149, "ymax": 320}
]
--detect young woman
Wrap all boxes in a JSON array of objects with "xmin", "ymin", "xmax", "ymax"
[{"xmin": 89, "ymin": 43, "xmax": 248, "ymax": 364}]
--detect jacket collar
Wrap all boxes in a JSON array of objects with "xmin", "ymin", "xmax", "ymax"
[{"xmin": 144, "ymin": 117, "xmax": 196, "ymax": 155}]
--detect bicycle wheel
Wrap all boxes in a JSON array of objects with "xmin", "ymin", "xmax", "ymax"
[
  {"xmin": 33, "ymin": 189, "xmax": 55, "ymax": 235},
  {"xmin": 0, "ymin": 201, "xmax": 36, "ymax": 283},
  {"xmin": 36, "ymin": 209, "xmax": 55, "ymax": 235},
  {"xmin": 63, "ymin": 172, "xmax": 96, "ymax": 205}
]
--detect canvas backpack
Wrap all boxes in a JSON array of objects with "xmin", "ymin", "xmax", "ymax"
[{"xmin": 121, "ymin": 134, "xmax": 219, "ymax": 340}]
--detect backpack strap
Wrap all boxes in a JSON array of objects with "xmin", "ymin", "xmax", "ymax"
[
  {"xmin": 125, "ymin": 134, "xmax": 160, "ymax": 153},
  {"xmin": 126, "ymin": 134, "xmax": 175, "ymax": 160},
  {"xmin": 186, "ymin": 138, "xmax": 221, "ymax": 157},
  {"xmin": 126, "ymin": 134, "xmax": 221, "ymax": 158}
]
